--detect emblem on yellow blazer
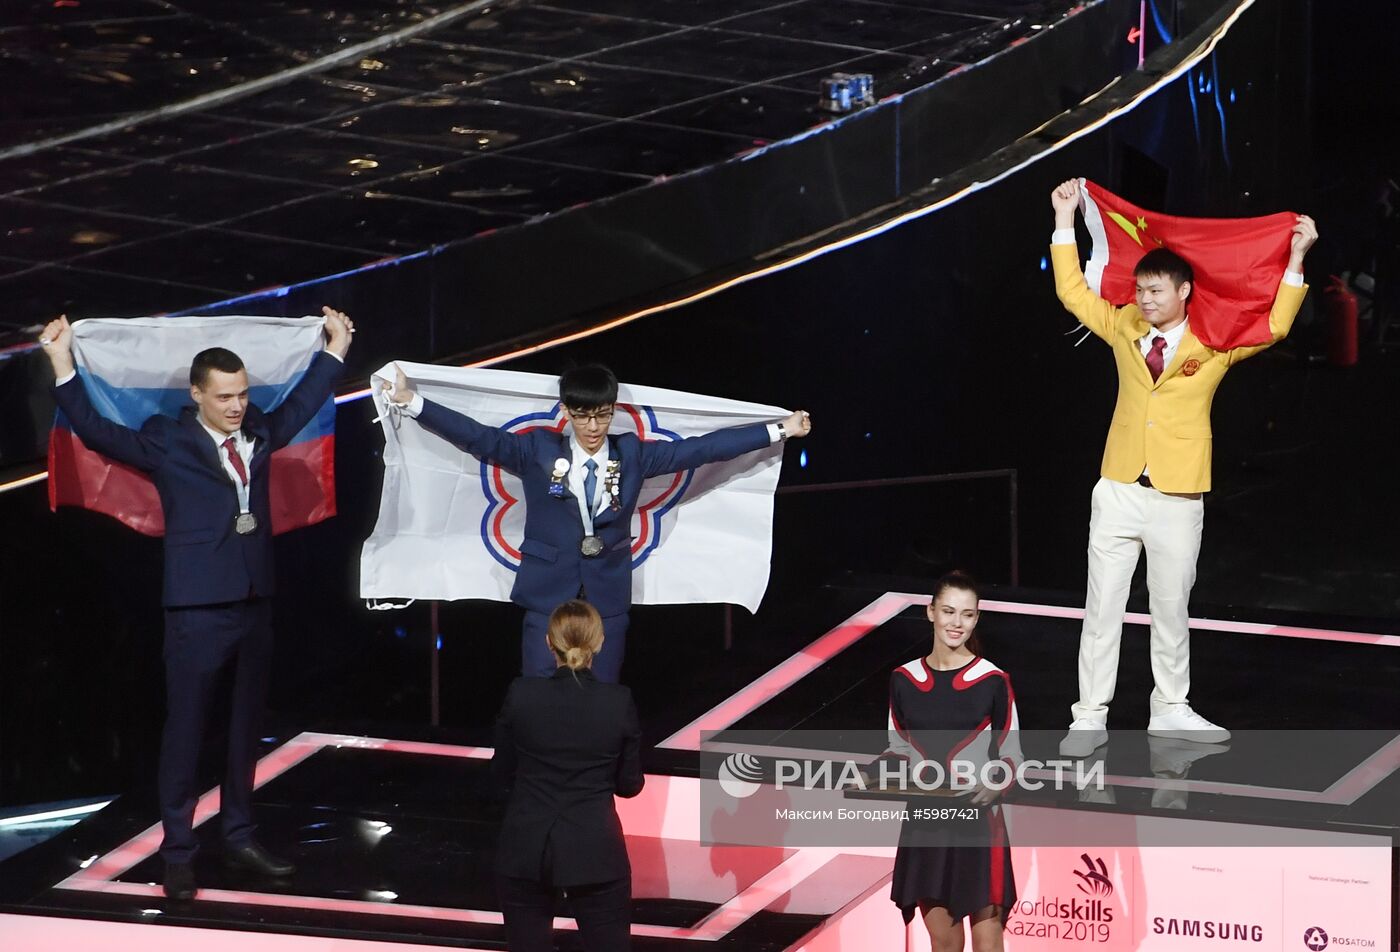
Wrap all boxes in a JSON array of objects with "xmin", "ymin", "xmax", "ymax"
[{"xmin": 1182, "ymin": 358, "xmax": 1201, "ymax": 376}]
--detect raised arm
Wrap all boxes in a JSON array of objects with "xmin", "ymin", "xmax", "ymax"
[
  {"xmin": 1050, "ymin": 178, "xmax": 1123, "ymax": 342},
  {"xmin": 41, "ymin": 315, "xmax": 166, "ymax": 472},
  {"xmin": 264, "ymin": 307, "xmax": 352, "ymax": 448},
  {"xmin": 638, "ymin": 409, "xmax": 810, "ymax": 478},
  {"xmin": 384, "ymin": 364, "xmax": 532, "ymax": 474},
  {"xmin": 1225, "ymin": 214, "xmax": 1317, "ymax": 365}
]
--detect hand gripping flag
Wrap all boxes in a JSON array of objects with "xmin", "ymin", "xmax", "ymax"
[
  {"xmin": 360, "ymin": 363, "xmax": 786, "ymax": 612},
  {"xmin": 1079, "ymin": 179, "xmax": 1299, "ymax": 351},
  {"xmin": 48, "ymin": 315, "xmax": 336, "ymax": 536}
]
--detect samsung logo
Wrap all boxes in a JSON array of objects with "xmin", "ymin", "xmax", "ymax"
[{"xmin": 1152, "ymin": 917, "xmax": 1264, "ymax": 942}]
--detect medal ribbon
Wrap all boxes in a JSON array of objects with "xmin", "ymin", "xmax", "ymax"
[
  {"xmin": 220, "ymin": 436, "xmax": 253, "ymax": 515},
  {"xmin": 571, "ymin": 443, "xmax": 605, "ymax": 539}
]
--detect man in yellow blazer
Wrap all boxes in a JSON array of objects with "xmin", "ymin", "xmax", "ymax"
[{"xmin": 1049, "ymin": 178, "xmax": 1317, "ymax": 757}]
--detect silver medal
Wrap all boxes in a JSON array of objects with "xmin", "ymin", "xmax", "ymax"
[
  {"xmin": 235, "ymin": 512, "xmax": 258, "ymax": 535},
  {"xmin": 580, "ymin": 535, "xmax": 604, "ymax": 557}
]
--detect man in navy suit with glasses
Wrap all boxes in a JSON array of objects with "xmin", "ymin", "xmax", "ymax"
[{"xmin": 385, "ymin": 363, "xmax": 810, "ymax": 683}]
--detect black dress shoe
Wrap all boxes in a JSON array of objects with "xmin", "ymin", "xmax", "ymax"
[
  {"xmin": 164, "ymin": 862, "xmax": 197, "ymax": 900},
  {"xmin": 225, "ymin": 842, "xmax": 296, "ymax": 877}
]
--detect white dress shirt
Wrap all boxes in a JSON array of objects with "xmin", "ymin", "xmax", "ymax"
[
  {"xmin": 1138, "ymin": 317, "xmax": 1189, "ymax": 369},
  {"xmin": 569, "ymin": 438, "xmax": 612, "ymax": 527},
  {"xmin": 201, "ymin": 418, "xmax": 255, "ymax": 513}
]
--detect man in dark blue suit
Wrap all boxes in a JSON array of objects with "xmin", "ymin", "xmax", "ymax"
[
  {"xmin": 39, "ymin": 308, "xmax": 353, "ymax": 900},
  {"xmin": 386, "ymin": 364, "xmax": 810, "ymax": 683}
]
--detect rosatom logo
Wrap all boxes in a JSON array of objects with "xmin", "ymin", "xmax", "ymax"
[
  {"xmin": 478, "ymin": 403, "xmax": 692, "ymax": 571},
  {"xmin": 1303, "ymin": 927, "xmax": 1329, "ymax": 950},
  {"xmin": 718, "ymin": 753, "xmax": 764, "ymax": 799},
  {"xmin": 1303, "ymin": 927, "xmax": 1376, "ymax": 949}
]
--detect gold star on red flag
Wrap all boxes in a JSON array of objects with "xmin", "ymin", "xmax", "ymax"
[{"xmin": 1107, "ymin": 211, "xmax": 1144, "ymax": 246}]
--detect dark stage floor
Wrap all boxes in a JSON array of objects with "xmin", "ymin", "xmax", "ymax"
[{"xmin": 1, "ymin": 584, "xmax": 1395, "ymax": 949}]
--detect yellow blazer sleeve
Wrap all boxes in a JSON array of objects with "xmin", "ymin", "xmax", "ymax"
[
  {"xmin": 1224, "ymin": 280, "xmax": 1308, "ymax": 365},
  {"xmin": 1051, "ymin": 243, "xmax": 1125, "ymax": 342}
]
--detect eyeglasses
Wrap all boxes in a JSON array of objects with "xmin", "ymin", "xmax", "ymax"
[{"xmin": 567, "ymin": 407, "xmax": 615, "ymax": 425}]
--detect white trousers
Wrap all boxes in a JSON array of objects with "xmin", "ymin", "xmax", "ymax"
[{"xmin": 1072, "ymin": 477, "xmax": 1204, "ymax": 723}]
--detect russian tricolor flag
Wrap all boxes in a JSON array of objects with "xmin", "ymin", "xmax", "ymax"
[{"xmin": 48, "ymin": 315, "xmax": 336, "ymax": 536}]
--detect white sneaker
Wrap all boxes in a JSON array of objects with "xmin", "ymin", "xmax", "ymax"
[
  {"xmin": 1147, "ymin": 706, "xmax": 1230, "ymax": 743},
  {"xmin": 1059, "ymin": 718, "xmax": 1108, "ymax": 757},
  {"xmin": 1147, "ymin": 735, "xmax": 1231, "ymax": 774},
  {"xmin": 1147, "ymin": 735, "xmax": 1230, "ymax": 810}
]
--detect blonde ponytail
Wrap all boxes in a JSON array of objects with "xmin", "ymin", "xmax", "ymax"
[{"xmin": 548, "ymin": 600, "xmax": 604, "ymax": 672}]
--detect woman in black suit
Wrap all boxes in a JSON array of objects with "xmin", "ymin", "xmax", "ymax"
[{"xmin": 493, "ymin": 599, "xmax": 644, "ymax": 951}]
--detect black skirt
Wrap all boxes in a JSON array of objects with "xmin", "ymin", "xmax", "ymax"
[{"xmin": 890, "ymin": 805, "xmax": 1015, "ymax": 924}]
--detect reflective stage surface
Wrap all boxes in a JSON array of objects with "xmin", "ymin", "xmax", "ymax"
[{"xmin": 1, "ymin": 589, "xmax": 1395, "ymax": 949}]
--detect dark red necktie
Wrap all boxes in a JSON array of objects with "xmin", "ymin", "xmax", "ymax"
[
  {"xmin": 1145, "ymin": 336, "xmax": 1167, "ymax": 382},
  {"xmin": 222, "ymin": 437, "xmax": 248, "ymax": 486}
]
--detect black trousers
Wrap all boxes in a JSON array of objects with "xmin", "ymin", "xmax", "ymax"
[
  {"xmin": 498, "ymin": 874, "xmax": 632, "ymax": 951},
  {"xmin": 158, "ymin": 598, "xmax": 273, "ymax": 863}
]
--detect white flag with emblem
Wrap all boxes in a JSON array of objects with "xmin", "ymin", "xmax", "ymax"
[{"xmin": 360, "ymin": 363, "xmax": 787, "ymax": 611}]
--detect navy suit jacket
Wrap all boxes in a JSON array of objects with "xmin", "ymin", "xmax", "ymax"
[
  {"xmin": 492, "ymin": 668, "xmax": 643, "ymax": 886},
  {"xmin": 51, "ymin": 351, "xmax": 342, "ymax": 607},
  {"xmin": 416, "ymin": 399, "xmax": 772, "ymax": 617}
]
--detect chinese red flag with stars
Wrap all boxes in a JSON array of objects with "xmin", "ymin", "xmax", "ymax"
[{"xmin": 1079, "ymin": 179, "xmax": 1299, "ymax": 351}]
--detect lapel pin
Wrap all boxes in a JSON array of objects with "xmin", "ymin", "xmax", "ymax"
[
  {"xmin": 549, "ymin": 457, "xmax": 570, "ymax": 497},
  {"xmin": 605, "ymin": 459, "xmax": 622, "ymax": 511}
]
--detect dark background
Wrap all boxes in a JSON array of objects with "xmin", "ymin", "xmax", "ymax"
[{"xmin": 2, "ymin": 0, "xmax": 1397, "ymax": 810}]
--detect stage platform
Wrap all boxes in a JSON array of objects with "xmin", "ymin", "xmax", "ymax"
[{"xmin": 2, "ymin": 586, "xmax": 1395, "ymax": 950}]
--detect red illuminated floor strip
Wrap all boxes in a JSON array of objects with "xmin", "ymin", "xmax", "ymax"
[
  {"xmin": 0, "ymin": 913, "xmax": 490, "ymax": 952},
  {"xmin": 37, "ymin": 595, "xmax": 1398, "ymax": 947},
  {"xmin": 57, "ymin": 878, "xmax": 713, "ymax": 940},
  {"xmin": 659, "ymin": 592, "xmax": 1400, "ymax": 805},
  {"xmin": 64, "ymin": 732, "xmax": 329, "ymax": 885},
  {"xmin": 62, "ymin": 850, "xmax": 833, "ymax": 942},
  {"xmin": 1324, "ymin": 733, "xmax": 1400, "ymax": 803},
  {"xmin": 662, "ymin": 592, "xmax": 1399, "ymax": 754},
  {"xmin": 658, "ymin": 592, "xmax": 924, "ymax": 752},
  {"xmin": 56, "ymin": 733, "xmax": 863, "ymax": 943},
  {"xmin": 978, "ymin": 598, "xmax": 1400, "ymax": 648}
]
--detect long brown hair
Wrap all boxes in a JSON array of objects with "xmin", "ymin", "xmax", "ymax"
[{"xmin": 930, "ymin": 571, "xmax": 982, "ymax": 656}]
